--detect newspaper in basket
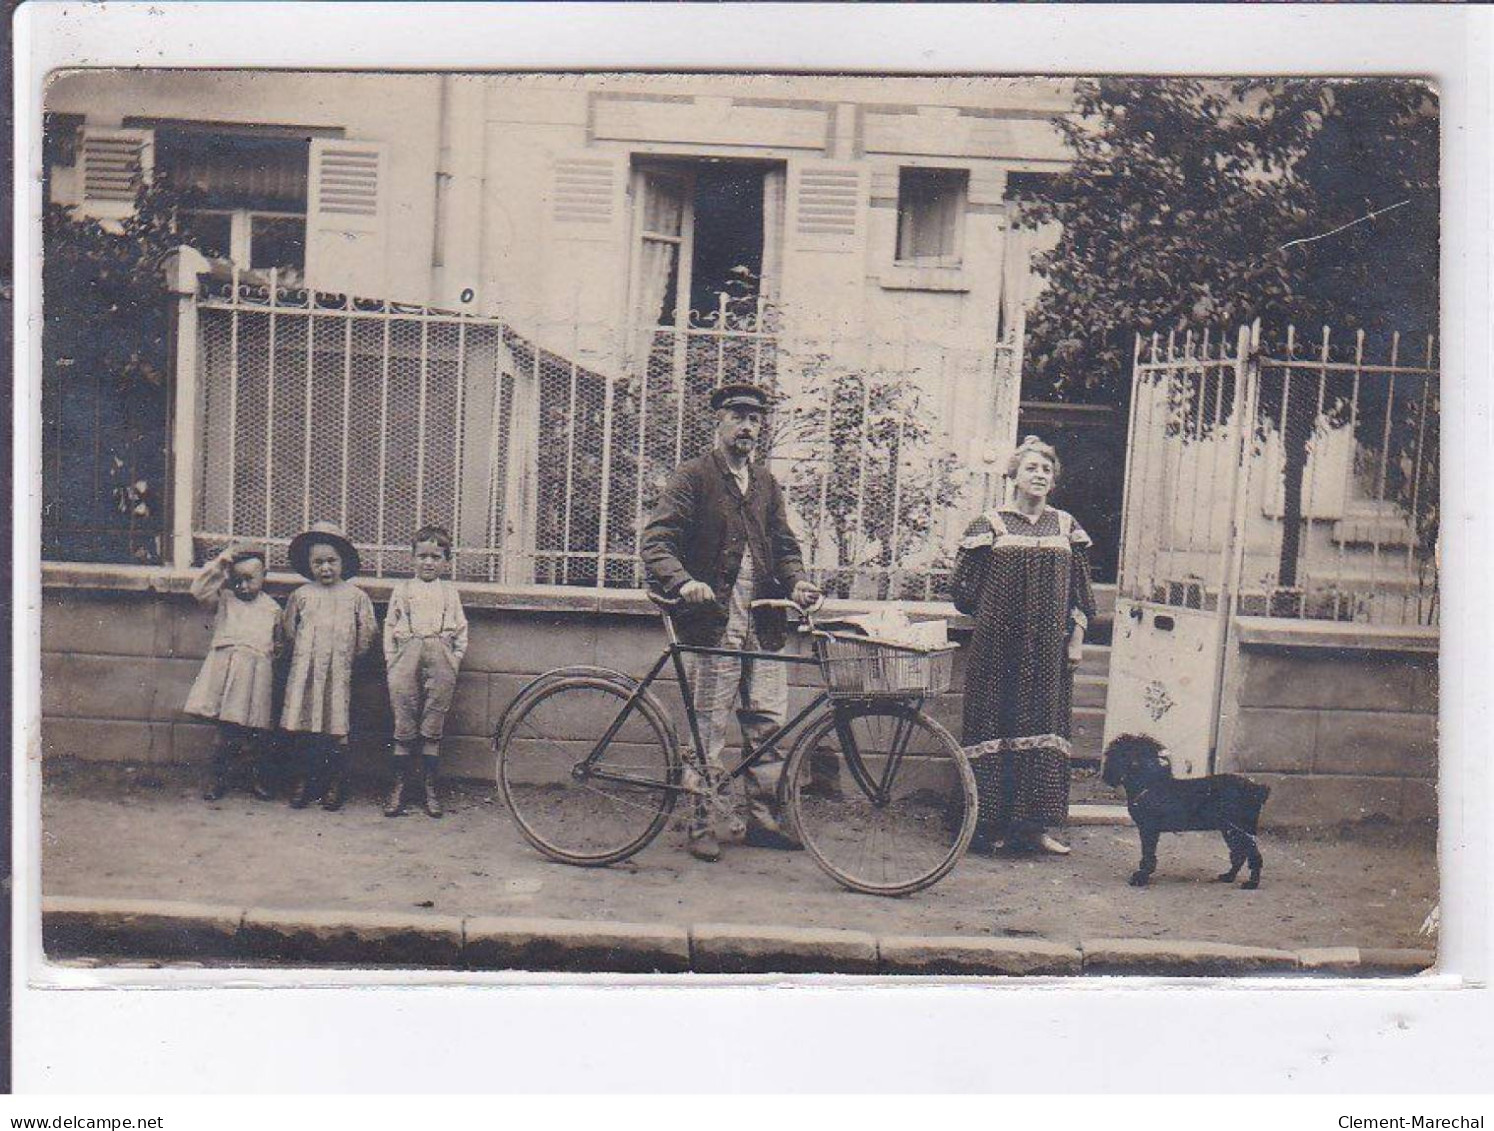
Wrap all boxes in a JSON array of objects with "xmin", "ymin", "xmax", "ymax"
[{"xmin": 812, "ymin": 632, "xmax": 957, "ymax": 698}]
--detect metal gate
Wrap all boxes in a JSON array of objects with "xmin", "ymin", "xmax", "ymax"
[{"xmin": 1104, "ymin": 323, "xmax": 1439, "ymax": 776}]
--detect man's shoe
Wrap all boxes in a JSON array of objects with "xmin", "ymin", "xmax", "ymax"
[
  {"xmin": 743, "ymin": 825, "xmax": 803, "ymax": 852},
  {"xmin": 687, "ymin": 831, "xmax": 722, "ymax": 862}
]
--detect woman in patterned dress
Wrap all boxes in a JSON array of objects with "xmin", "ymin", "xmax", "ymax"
[{"xmin": 952, "ymin": 436, "xmax": 1097, "ymax": 855}]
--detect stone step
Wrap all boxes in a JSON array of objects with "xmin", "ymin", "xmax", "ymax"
[
  {"xmin": 1078, "ymin": 642, "xmax": 1111, "ymax": 680},
  {"xmin": 1072, "ymin": 706, "xmax": 1106, "ymax": 763},
  {"xmin": 1073, "ymin": 674, "xmax": 1109, "ymax": 709}
]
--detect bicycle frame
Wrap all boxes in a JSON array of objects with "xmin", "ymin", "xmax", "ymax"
[
  {"xmin": 574, "ymin": 605, "xmax": 926, "ymax": 810},
  {"xmin": 575, "ymin": 638, "xmax": 822, "ymax": 795}
]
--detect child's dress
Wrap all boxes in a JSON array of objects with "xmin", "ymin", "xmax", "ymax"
[
  {"xmin": 183, "ymin": 566, "xmax": 283, "ymax": 729},
  {"xmin": 383, "ymin": 577, "xmax": 469, "ymax": 742},
  {"xmin": 280, "ymin": 580, "xmax": 377, "ymax": 737}
]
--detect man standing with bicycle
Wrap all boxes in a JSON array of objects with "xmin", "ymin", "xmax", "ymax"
[{"xmin": 641, "ymin": 383, "xmax": 822, "ymax": 863}]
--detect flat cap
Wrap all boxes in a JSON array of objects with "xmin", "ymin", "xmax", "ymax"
[{"xmin": 709, "ymin": 383, "xmax": 772, "ymax": 412}]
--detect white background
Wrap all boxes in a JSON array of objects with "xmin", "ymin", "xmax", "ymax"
[{"xmin": 10, "ymin": 1, "xmax": 1493, "ymax": 1097}]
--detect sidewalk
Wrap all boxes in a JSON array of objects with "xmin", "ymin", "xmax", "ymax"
[{"xmin": 39, "ymin": 760, "xmax": 1438, "ymax": 974}]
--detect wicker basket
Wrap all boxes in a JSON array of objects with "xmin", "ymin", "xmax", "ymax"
[{"xmin": 812, "ymin": 633, "xmax": 957, "ymax": 698}]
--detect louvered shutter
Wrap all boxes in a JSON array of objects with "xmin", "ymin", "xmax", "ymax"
[
  {"xmin": 78, "ymin": 128, "xmax": 152, "ymax": 220},
  {"xmin": 305, "ymin": 139, "xmax": 389, "ymax": 299},
  {"xmin": 548, "ymin": 152, "xmax": 627, "ymax": 244},
  {"xmin": 788, "ymin": 160, "xmax": 866, "ymax": 254}
]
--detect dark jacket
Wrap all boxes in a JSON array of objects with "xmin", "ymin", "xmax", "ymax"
[{"xmin": 640, "ymin": 447, "xmax": 808, "ymax": 650}]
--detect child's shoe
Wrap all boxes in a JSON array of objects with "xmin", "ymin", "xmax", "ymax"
[
  {"xmin": 384, "ymin": 758, "xmax": 409, "ymax": 818},
  {"xmin": 202, "ymin": 746, "xmax": 230, "ymax": 801},
  {"xmin": 320, "ymin": 748, "xmax": 348, "ymax": 811},
  {"xmin": 420, "ymin": 754, "xmax": 444, "ymax": 818}
]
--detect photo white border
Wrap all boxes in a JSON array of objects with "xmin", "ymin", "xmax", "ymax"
[{"xmin": 11, "ymin": 1, "xmax": 1492, "ymax": 1093}]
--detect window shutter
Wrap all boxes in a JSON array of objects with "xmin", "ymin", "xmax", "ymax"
[
  {"xmin": 788, "ymin": 160, "xmax": 866, "ymax": 253},
  {"xmin": 305, "ymin": 139, "xmax": 389, "ymax": 299},
  {"xmin": 548, "ymin": 151, "xmax": 627, "ymax": 243},
  {"xmin": 309, "ymin": 139, "xmax": 385, "ymax": 233},
  {"xmin": 78, "ymin": 128, "xmax": 152, "ymax": 219}
]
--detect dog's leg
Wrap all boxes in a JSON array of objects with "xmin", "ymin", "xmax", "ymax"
[
  {"xmin": 1129, "ymin": 827, "xmax": 1159, "ymax": 886},
  {"xmin": 1241, "ymin": 832, "xmax": 1263, "ymax": 890},
  {"xmin": 1218, "ymin": 829, "xmax": 1246, "ymax": 882}
]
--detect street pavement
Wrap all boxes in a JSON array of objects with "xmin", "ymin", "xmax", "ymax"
[{"xmin": 39, "ymin": 760, "xmax": 1438, "ymax": 969}]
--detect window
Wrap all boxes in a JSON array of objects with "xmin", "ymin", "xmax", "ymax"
[
  {"xmin": 153, "ymin": 128, "xmax": 310, "ymax": 277},
  {"xmin": 631, "ymin": 159, "xmax": 782, "ymax": 332},
  {"xmin": 895, "ymin": 167, "xmax": 967, "ymax": 267}
]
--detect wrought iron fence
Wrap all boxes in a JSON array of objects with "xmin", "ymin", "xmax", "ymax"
[
  {"xmin": 186, "ymin": 273, "xmax": 970, "ymax": 597},
  {"xmin": 1120, "ymin": 324, "xmax": 1438, "ymax": 627}
]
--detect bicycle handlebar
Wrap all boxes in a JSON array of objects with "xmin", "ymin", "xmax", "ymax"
[{"xmin": 645, "ymin": 589, "xmax": 826, "ymax": 626}]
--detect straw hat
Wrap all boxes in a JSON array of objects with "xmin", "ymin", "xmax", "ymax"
[{"xmin": 287, "ymin": 521, "xmax": 361, "ymax": 581}]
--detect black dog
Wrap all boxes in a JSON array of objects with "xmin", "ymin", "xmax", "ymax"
[{"xmin": 1101, "ymin": 734, "xmax": 1270, "ymax": 889}]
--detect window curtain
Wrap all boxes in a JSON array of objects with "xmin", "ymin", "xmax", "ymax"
[
  {"xmin": 630, "ymin": 171, "xmax": 687, "ymax": 372},
  {"xmin": 759, "ymin": 166, "xmax": 786, "ymax": 316},
  {"xmin": 898, "ymin": 170, "xmax": 964, "ymax": 263}
]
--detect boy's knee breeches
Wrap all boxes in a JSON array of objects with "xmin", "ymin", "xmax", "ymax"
[{"xmin": 388, "ymin": 638, "xmax": 459, "ymax": 742}]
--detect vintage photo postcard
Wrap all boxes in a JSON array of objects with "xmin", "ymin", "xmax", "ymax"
[{"xmin": 31, "ymin": 66, "xmax": 1441, "ymax": 981}]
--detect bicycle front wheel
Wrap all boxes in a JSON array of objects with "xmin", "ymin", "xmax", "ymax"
[
  {"xmin": 497, "ymin": 675, "xmax": 681, "ymax": 866},
  {"xmin": 784, "ymin": 700, "xmax": 976, "ymax": 896}
]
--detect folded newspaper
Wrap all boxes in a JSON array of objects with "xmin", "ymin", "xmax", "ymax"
[{"xmin": 819, "ymin": 606, "xmax": 950, "ymax": 651}]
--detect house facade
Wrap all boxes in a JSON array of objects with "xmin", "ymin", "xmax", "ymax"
[
  {"xmin": 40, "ymin": 71, "xmax": 1439, "ymax": 824},
  {"xmin": 46, "ymin": 71, "xmax": 1073, "ymax": 592}
]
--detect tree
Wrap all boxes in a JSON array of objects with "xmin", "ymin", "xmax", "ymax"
[
  {"xmin": 43, "ymin": 180, "xmax": 206, "ymax": 563},
  {"xmin": 1017, "ymin": 78, "xmax": 1439, "ymax": 594},
  {"xmin": 774, "ymin": 353, "xmax": 965, "ymax": 601}
]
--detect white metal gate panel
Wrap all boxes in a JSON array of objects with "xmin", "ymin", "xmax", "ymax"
[
  {"xmin": 1104, "ymin": 326, "xmax": 1255, "ymax": 777},
  {"xmin": 1105, "ymin": 321, "xmax": 1439, "ymax": 776}
]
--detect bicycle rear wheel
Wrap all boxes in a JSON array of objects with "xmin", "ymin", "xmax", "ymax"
[
  {"xmin": 784, "ymin": 700, "xmax": 976, "ymax": 896},
  {"xmin": 496, "ymin": 675, "xmax": 680, "ymax": 866}
]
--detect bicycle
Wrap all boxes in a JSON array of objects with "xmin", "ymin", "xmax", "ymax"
[{"xmin": 494, "ymin": 592, "xmax": 978, "ymax": 896}]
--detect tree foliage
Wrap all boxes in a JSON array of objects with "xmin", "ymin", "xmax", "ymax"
[
  {"xmin": 42, "ymin": 182, "xmax": 199, "ymax": 562},
  {"xmin": 1019, "ymin": 78, "xmax": 1439, "ymax": 405},
  {"xmin": 775, "ymin": 354, "xmax": 964, "ymax": 600},
  {"xmin": 1018, "ymin": 79, "xmax": 1439, "ymax": 596}
]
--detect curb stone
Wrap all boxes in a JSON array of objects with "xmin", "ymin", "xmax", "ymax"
[
  {"xmin": 240, "ymin": 908, "xmax": 464, "ymax": 966},
  {"xmin": 463, "ymin": 916, "xmax": 690, "ymax": 973},
  {"xmin": 1297, "ymin": 946, "xmax": 1363, "ymax": 974},
  {"xmin": 1081, "ymin": 938, "xmax": 1300, "ymax": 976},
  {"xmin": 878, "ymin": 936, "xmax": 1082, "ymax": 976},
  {"xmin": 1358, "ymin": 948, "xmax": 1436, "ymax": 975},
  {"xmin": 690, "ymin": 923, "xmax": 879, "ymax": 974},
  {"xmin": 42, "ymin": 896, "xmax": 242, "ymax": 960},
  {"xmin": 39, "ymin": 899, "xmax": 1434, "ymax": 976}
]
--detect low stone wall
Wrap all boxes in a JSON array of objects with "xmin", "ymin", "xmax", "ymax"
[
  {"xmin": 1214, "ymin": 617, "xmax": 1438, "ymax": 828},
  {"xmin": 39, "ymin": 564, "xmax": 984, "ymax": 781}
]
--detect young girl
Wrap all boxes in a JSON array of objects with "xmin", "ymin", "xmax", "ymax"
[
  {"xmin": 382, "ymin": 525, "xmax": 469, "ymax": 818},
  {"xmin": 281, "ymin": 521, "xmax": 377, "ymax": 811},
  {"xmin": 184, "ymin": 545, "xmax": 283, "ymax": 801}
]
